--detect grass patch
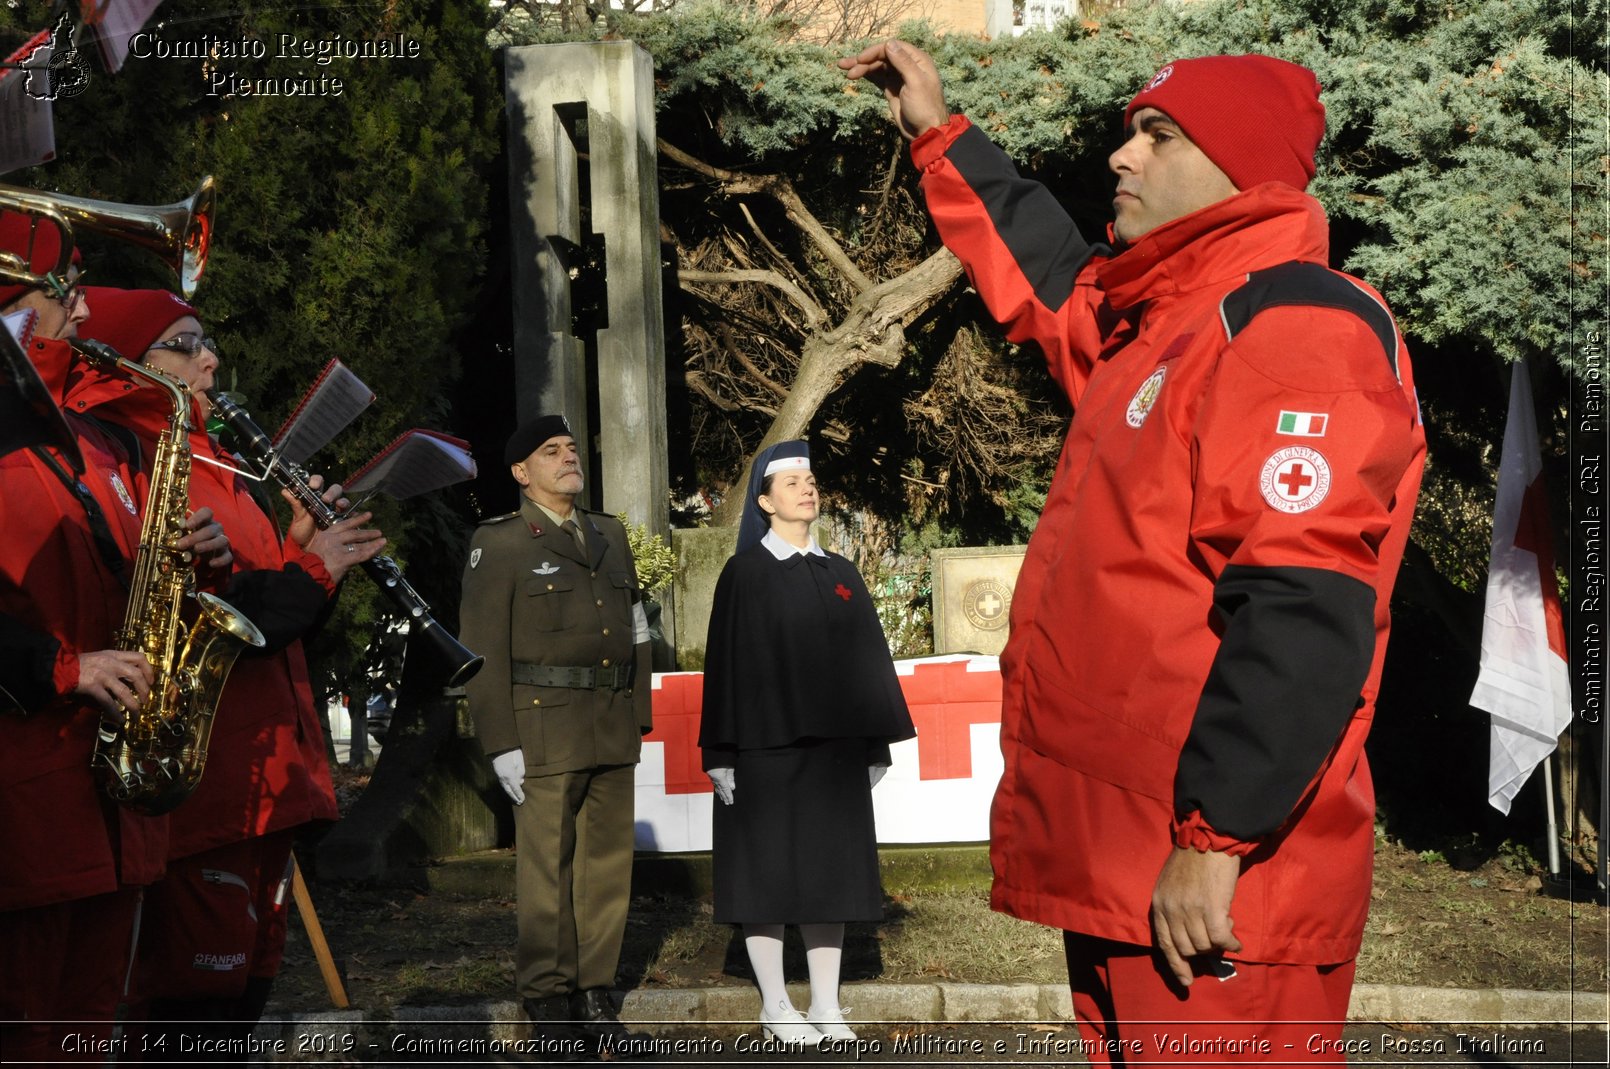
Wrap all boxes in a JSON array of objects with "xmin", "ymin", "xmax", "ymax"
[{"xmin": 272, "ymin": 836, "xmax": 1607, "ymax": 1015}]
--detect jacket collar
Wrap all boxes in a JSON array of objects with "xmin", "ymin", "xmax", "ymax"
[
  {"xmin": 519, "ymin": 495, "xmax": 603, "ymax": 569},
  {"xmin": 1097, "ymin": 183, "xmax": 1330, "ymax": 312},
  {"xmin": 27, "ymin": 334, "xmax": 77, "ymax": 404}
]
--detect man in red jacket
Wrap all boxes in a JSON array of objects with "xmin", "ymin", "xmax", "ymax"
[
  {"xmin": 843, "ymin": 46, "xmax": 1426, "ymax": 1062},
  {"xmin": 0, "ymin": 213, "xmax": 231, "ymax": 1061}
]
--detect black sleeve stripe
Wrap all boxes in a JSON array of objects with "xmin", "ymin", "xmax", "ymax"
[
  {"xmin": 946, "ymin": 124, "xmax": 1101, "ymax": 312},
  {"xmin": 1175, "ymin": 564, "xmax": 1377, "ymax": 841},
  {"xmin": 0, "ymin": 613, "xmax": 65, "ymax": 713},
  {"xmin": 222, "ymin": 566, "xmax": 329, "ymax": 656},
  {"xmin": 1219, "ymin": 262, "xmax": 1400, "ymax": 379}
]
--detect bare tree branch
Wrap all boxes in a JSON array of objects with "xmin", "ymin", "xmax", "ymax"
[
  {"xmin": 660, "ymin": 139, "xmax": 872, "ymax": 291},
  {"xmin": 679, "ymin": 267, "xmax": 827, "ymax": 326}
]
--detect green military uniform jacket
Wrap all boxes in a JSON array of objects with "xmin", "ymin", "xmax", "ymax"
[{"xmin": 460, "ymin": 496, "xmax": 652, "ymax": 777}]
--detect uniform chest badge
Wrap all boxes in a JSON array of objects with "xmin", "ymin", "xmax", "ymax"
[
  {"xmin": 1126, "ymin": 367, "xmax": 1167, "ymax": 428},
  {"xmin": 109, "ymin": 473, "xmax": 138, "ymax": 516},
  {"xmin": 1260, "ymin": 446, "xmax": 1332, "ymax": 513},
  {"xmin": 469, "ymin": 548, "xmax": 482, "ymax": 569},
  {"xmin": 533, "ymin": 562, "xmax": 560, "ymax": 575}
]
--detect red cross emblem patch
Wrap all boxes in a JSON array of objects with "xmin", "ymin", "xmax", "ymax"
[
  {"xmin": 834, "ymin": 583, "xmax": 852, "ymax": 601},
  {"xmin": 1259, "ymin": 446, "xmax": 1331, "ymax": 513}
]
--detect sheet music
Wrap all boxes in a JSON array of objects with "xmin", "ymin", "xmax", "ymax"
[
  {"xmin": 343, "ymin": 429, "xmax": 477, "ymax": 501},
  {"xmin": 81, "ymin": 0, "xmax": 165, "ymax": 75},
  {"xmin": 0, "ymin": 30, "xmax": 55, "ymax": 176},
  {"xmin": 273, "ymin": 359, "xmax": 375, "ymax": 464}
]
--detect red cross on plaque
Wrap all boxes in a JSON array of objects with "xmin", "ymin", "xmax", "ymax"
[{"xmin": 1277, "ymin": 462, "xmax": 1314, "ymax": 497}]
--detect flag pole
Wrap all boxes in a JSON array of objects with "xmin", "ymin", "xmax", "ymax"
[{"xmin": 1541, "ymin": 749, "xmax": 1561, "ymax": 878}]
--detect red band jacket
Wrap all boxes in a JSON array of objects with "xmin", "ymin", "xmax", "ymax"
[
  {"xmin": 916, "ymin": 117, "xmax": 1426, "ymax": 964},
  {"xmin": 0, "ymin": 336, "xmax": 166, "ymax": 911},
  {"xmin": 64, "ymin": 375, "xmax": 339, "ymax": 860}
]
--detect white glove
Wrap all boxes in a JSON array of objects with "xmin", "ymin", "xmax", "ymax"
[
  {"xmin": 492, "ymin": 749, "xmax": 526, "ymax": 805},
  {"xmin": 868, "ymin": 765, "xmax": 888, "ymax": 789},
  {"xmin": 708, "ymin": 767, "xmax": 735, "ymax": 805}
]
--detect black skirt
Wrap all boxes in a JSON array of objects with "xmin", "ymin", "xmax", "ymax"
[{"xmin": 712, "ymin": 736, "xmax": 884, "ymax": 925}]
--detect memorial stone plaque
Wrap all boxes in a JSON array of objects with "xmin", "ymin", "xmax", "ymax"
[{"xmin": 930, "ymin": 545, "xmax": 1029, "ymax": 656}]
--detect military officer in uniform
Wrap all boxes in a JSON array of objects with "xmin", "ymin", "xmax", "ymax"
[{"xmin": 459, "ymin": 414, "xmax": 652, "ymax": 1051}]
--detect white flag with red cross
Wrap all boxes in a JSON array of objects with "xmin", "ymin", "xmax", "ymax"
[{"xmin": 1469, "ymin": 357, "xmax": 1570, "ymax": 815}]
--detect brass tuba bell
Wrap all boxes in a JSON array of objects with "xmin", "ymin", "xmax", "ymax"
[{"xmin": 0, "ymin": 177, "xmax": 215, "ymax": 298}]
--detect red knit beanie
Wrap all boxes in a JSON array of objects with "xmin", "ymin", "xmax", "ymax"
[
  {"xmin": 0, "ymin": 209, "xmax": 83, "ymax": 309},
  {"xmin": 1124, "ymin": 55, "xmax": 1326, "ymax": 192},
  {"xmin": 80, "ymin": 286, "xmax": 197, "ymax": 360}
]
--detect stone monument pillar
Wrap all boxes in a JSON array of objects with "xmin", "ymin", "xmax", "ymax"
[{"xmin": 504, "ymin": 41, "xmax": 668, "ymax": 539}]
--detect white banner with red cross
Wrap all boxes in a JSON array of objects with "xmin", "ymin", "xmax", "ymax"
[{"xmin": 633, "ymin": 654, "xmax": 1004, "ymax": 852}]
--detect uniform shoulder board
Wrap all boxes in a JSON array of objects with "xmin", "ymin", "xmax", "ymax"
[
  {"xmin": 1219, "ymin": 261, "xmax": 1400, "ymax": 379},
  {"xmin": 479, "ymin": 511, "xmax": 519, "ymax": 526}
]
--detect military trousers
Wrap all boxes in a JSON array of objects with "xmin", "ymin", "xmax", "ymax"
[{"xmin": 514, "ymin": 763, "xmax": 636, "ymax": 998}]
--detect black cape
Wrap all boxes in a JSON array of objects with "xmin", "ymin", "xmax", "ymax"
[{"xmin": 698, "ymin": 542, "xmax": 915, "ymax": 765}]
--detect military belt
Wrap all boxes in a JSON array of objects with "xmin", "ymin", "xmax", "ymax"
[{"xmin": 511, "ymin": 661, "xmax": 631, "ymax": 690}]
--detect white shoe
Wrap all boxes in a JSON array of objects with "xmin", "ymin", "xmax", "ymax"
[
  {"xmin": 759, "ymin": 1002, "xmax": 825, "ymax": 1047},
  {"xmin": 807, "ymin": 1005, "xmax": 857, "ymax": 1042}
]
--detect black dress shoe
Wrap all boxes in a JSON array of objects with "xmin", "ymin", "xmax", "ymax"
[
  {"xmin": 522, "ymin": 995, "xmax": 589, "ymax": 1060},
  {"xmin": 567, "ymin": 988, "xmax": 650, "ymax": 1059},
  {"xmin": 569, "ymin": 988, "xmax": 621, "ymax": 1023}
]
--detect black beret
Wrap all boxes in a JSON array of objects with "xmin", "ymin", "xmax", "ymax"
[{"xmin": 504, "ymin": 414, "xmax": 573, "ymax": 466}]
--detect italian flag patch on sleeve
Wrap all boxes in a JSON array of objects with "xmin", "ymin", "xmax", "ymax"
[{"xmin": 1277, "ymin": 410, "xmax": 1328, "ymax": 437}]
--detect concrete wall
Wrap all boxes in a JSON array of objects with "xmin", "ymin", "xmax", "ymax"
[{"xmin": 669, "ymin": 526, "xmax": 739, "ymax": 671}]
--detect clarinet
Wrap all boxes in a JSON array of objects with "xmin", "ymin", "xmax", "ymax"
[{"xmin": 206, "ymin": 389, "xmax": 484, "ymax": 688}]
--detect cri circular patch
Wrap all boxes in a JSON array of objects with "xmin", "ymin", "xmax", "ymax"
[
  {"xmin": 1259, "ymin": 446, "xmax": 1331, "ymax": 513},
  {"xmin": 1143, "ymin": 64, "xmax": 1174, "ymax": 92},
  {"xmin": 1126, "ymin": 367, "xmax": 1167, "ymax": 428}
]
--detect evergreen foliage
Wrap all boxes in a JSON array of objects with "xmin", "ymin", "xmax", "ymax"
[
  {"xmin": 494, "ymin": 0, "xmax": 1595, "ymax": 590},
  {"xmin": 2, "ymin": 0, "xmax": 501, "ymax": 695},
  {"xmin": 6, "ymin": 0, "xmax": 1595, "ymax": 688}
]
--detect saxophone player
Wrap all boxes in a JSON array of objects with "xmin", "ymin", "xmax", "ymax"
[
  {"xmin": 0, "ymin": 214, "xmax": 233, "ymax": 1060},
  {"xmin": 68, "ymin": 287, "xmax": 385, "ymax": 1053}
]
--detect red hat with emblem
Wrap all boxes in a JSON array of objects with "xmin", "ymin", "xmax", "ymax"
[{"xmin": 1124, "ymin": 55, "xmax": 1326, "ymax": 192}]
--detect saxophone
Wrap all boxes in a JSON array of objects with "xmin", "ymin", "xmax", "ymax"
[{"xmin": 73, "ymin": 340, "xmax": 266, "ymax": 815}]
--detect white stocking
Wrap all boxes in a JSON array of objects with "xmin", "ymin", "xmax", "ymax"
[
  {"xmin": 743, "ymin": 924, "xmax": 791, "ymax": 1015},
  {"xmin": 800, "ymin": 922, "xmax": 844, "ymax": 1016}
]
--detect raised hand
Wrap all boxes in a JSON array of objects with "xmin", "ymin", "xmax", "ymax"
[{"xmin": 838, "ymin": 39, "xmax": 949, "ymax": 142}]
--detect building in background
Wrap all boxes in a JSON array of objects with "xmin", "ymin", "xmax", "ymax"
[{"xmin": 488, "ymin": 1, "xmax": 1089, "ymax": 41}]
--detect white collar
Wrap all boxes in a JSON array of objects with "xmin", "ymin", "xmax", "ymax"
[{"xmin": 761, "ymin": 528, "xmax": 825, "ymax": 561}]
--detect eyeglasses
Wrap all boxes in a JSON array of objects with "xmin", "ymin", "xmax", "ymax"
[
  {"xmin": 42, "ymin": 270, "xmax": 86, "ymax": 310},
  {"xmin": 147, "ymin": 332, "xmax": 218, "ymax": 358}
]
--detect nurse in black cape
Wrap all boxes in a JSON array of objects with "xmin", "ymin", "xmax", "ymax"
[{"xmin": 699, "ymin": 440, "xmax": 916, "ymax": 1048}]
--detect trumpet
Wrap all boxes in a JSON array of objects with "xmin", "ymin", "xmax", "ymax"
[
  {"xmin": 205, "ymin": 388, "xmax": 485, "ymax": 689},
  {"xmin": 0, "ymin": 177, "xmax": 215, "ymax": 298}
]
